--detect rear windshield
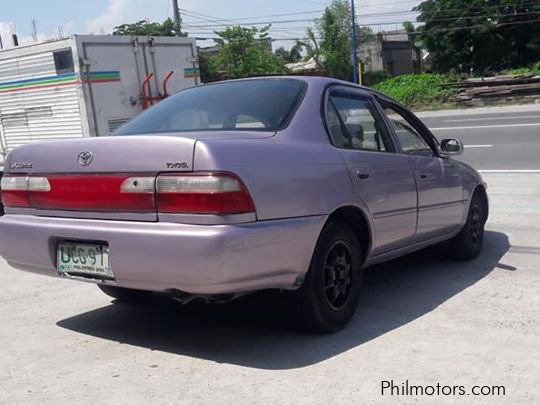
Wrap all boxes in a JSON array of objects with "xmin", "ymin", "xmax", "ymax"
[{"xmin": 115, "ymin": 78, "xmax": 306, "ymax": 135}]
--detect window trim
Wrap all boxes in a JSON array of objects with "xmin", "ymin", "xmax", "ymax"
[
  {"xmin": 321, "ymin": 85, "xmax": 397, "ymax": 154},
  {"xmin": 376, "ymin": 97, "xmax": 441, "ymax": 157}
]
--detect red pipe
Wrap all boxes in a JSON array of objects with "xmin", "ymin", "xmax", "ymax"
[
  {"xmin": 162, "ymin": 71, "xmax": 174, "ymax": 97},
  {"xmin": 141, "ymin": 73, "xmax": 154, "ymax": 110}
]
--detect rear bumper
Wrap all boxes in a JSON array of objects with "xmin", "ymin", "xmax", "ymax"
[{"xmin": 0, "ymin": 214, "xmax": 325, "ymax": 294}]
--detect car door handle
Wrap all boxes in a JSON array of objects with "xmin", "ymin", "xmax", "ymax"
[
  {"xmin": 419, "ymin": 173, "xmax": 428, "ymax": 179},
  {"xmin": 356, "ymin": 171, "xmax": 370, "ymax": 180}
]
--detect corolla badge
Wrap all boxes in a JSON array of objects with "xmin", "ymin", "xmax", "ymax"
[
  {"xmin": 77, "ymin": 151, "xmax": 93, "ymax": 166},
  {"xmin": 10, "ymin": 162, "xmax": 32, "ymax": 169}
]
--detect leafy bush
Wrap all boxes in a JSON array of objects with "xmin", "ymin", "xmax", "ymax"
[
  {"xmin": 505, "ymin": 62, "xmax": 540, "ymax": 76},
  {"xmin": 362, "ymin": 70, "xmax": 391, "ymax": 86},
  {"xmin": 527, "ymin": 62, "xmax": 540, "ymax": 75},
  {"xmin": 373, "ymin": 74, "xmax": 455, "ymax": 108},
  {"xmin": 505, "ymin": 67, "xmax": 531, "ymax": 75}
]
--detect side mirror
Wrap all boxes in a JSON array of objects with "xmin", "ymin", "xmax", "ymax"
[{"xmin": 440, "ymin": 138, "xmax": 463, "ymax": 156}]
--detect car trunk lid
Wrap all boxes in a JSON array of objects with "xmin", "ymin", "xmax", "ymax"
[
  {"xmin": 4, "ymin": 136, "xmax": 197, "ymax": 222},
  {"xmin": 3, "ymin": 133, "xmax": 264, "ymax": 222},
  {"xmin": 7, "ymin": 135, "xmax": 196, "ymax": 174}
]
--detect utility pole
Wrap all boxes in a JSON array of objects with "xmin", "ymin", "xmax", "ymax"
[
  {"xmin": 172, "ymin": 0, "xmax": 182, "ymax": 36},
  {"xmin": 351, "ymin": 0, "xmax": 359, "ymax": 84},
  {"xmin": 31, "ymin": 19, "xmax": 38, "ymax": 42}
]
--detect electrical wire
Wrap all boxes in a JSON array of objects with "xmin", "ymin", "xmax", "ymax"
[
  {"xmin": 190, "ymin": 16, "xmax": 540, "ymax": 42},
  {"xmin": 183, "ymin": 10, "xmax": 540, "ymax": 29}
]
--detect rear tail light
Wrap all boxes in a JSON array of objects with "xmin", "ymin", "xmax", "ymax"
[
  {"xmin": 1, "ymin": 172, "xmax": 255, "ymax": 215},
  {"xmin": 1, "ymin": 176, "xmax": 50, "ymax": 208},
  {"xmin": 156, "ymin": 173, "xmax": 255, "ymax": 214}
]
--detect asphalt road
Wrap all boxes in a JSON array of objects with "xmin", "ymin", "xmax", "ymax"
[
  {"xmin": 0, "ymin": 105, "xmax": 539, "ymax": 404},
  {"xmin": 417, "ymin": 105, "xmax": 540, "ymax": 170}
]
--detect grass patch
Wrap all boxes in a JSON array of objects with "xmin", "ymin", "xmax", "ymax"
[
  {"xmin": 372, "ymin": 74, "xmax": 457, "ymax": 108},
  {"xmin": 504, "ymin": 61, "xmax": 540, "ymax": 76}
]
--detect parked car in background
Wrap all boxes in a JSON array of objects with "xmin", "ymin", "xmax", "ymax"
[{"xmin": 0, "ymin": 77, "xmax": 488, "ymax": 332}]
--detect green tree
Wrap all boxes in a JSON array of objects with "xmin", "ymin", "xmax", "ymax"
[
  {"xmin": 213, "ymin": 25, "xmax": 285, "ymax": 78},
  {"xmin": 198, "ymin": 51, "xmax": 220, "ymax": 83},
  {"xmin": 402, "ymin": 21, "xmax": 415, "ymax": 42},
  {"xmin": 305, "ymin": 0, "xmax": 372, "ymax": 81},
  {"xmin": 289, "ymin": 41, "xmax": 304, "ymax": 62},
  {"xmin": 274, "ymin": 42, "xmax": 304, "ymax": 64},
  {"xmin": 112, "ymin": 18, "xmax": 184, "ymax": 36},
  {"xmin": 112, "ymin": 19, "xmax": 224, "ymax": 80},
  {"xmin": 415, "ymin": 0, "xmax": 540, "ymax": 75},
  {"xmin": 274, "ymin": 47, "xmax": 290, "ymax": 62}
]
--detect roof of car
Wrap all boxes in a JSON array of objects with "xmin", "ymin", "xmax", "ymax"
[{"xmin": 209, "ymin": 75, "xmax": 389, "ymax": 99}]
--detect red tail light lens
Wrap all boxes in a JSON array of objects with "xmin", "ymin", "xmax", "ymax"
[
  {"xmin": 1, "ymin": 172, "xmax": 255, "ymax": 215},
  {"xmin": 156, "ymin": 173, "xmax": 255, "ymax": 214},
  {"xmin": 30, "ymin": 175, "xmax": 156, "ymax": 211},
  {"xmin": 1, "ymin": 174, "xmax": 155, "ymax": 212},
  {"xmin": 1, "ymin": 176, "xmax": 31, "ymax": 208}
]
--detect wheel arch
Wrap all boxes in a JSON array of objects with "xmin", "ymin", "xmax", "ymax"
[{"xmin": 324, "ymin": 205, "xmax": 373, "ymax": 257}]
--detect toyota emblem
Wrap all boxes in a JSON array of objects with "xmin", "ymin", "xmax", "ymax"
[{"xmin": 78, "ymin": 151, "xmax": 93, "ymax": 166}]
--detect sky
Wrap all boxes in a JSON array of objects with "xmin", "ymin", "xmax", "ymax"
[{"xmin": 1, "ymin": 0, "xmax": 422, "ymax": 49}]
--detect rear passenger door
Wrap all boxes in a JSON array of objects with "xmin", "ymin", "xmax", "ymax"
[{"xmin": 325, "ymin": 86, "xmax": 418, "ymax": 255}]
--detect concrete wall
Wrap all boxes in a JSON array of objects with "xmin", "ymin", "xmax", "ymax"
[{"xmin": 359, "ymin": 33, "xmax": 421, "ymax": 76}]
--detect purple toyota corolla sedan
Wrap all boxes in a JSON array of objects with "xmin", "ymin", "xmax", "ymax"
[{"xmin": 0, "ymin": 77, "xmax": 488, "ymax": 332}]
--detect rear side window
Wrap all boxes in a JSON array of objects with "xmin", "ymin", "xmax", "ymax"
[
  {"xmin": 326, "ymin": 92, "xmax": 394, "ymax": 152},
  {"xmin": 115, "ymin": 79, "xmax": 306, "ymax": 135}
]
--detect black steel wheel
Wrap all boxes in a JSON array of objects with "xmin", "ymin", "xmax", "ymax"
[
  {"xmin": 449, "ymin": 191, "xmax": 486, "ymax": 261},
  {"xmin": 323, "ymin": 241, "xmax": 355, "ymax": 311},
  {"xmin": 292, "ymin": 219, "xmax": 364, "ymax": 333},
  {"xmin": 469, "ymin": 204, "xmax": 482, "ymax": 245}
]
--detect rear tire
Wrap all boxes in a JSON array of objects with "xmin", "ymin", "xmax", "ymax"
[
  {"xmin": 448, "ymin": 191, "xmax": 486, "ymax": 261},
  {"xmin": 98, "ymin": 285, "xmax": 155, "ymax": 303},
  {"xmin": 292, "ymin": 219, "xmax": 364, "ymax": 333}
]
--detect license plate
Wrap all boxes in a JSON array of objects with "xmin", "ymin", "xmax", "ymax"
[{"xmin": 57, "ymin": 243, "xmax": 113, "ymax": 279}]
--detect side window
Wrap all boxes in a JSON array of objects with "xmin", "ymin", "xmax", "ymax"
[
  {"xmin": 326, "ymin": 92, "xmax": 393, "ymax": 152},
  {"xmin": 53, "ymin": 49, "xmax": 74, "ymax": 74},
  {"xmin": 382, "ymin": 105, "xmax": 434, "ymax": 157}
]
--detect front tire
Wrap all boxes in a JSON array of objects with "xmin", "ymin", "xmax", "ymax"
[
  {"xmin": 292, "ymin": 219, "xmax": 364, "ymax": 333},
  {"xmin": 448, "ymin": 191, "xmax": 486, "ymax": 261},
  {"xmin": 98, "ymin": 285, "xmax": 155, "ymax": 303}
]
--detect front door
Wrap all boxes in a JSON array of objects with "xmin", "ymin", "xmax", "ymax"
[
  {"xmin": 325, "ymin": 87, "xmax": 418, "ymax": 255},
  {"xmin": 380, "ymin": 102, "xmax": 465, "ymax": 241}
]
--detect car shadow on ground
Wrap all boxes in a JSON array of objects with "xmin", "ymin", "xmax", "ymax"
[{"xmin": 57, "ymin": 230, "xmax": 511, "ymax": 370}]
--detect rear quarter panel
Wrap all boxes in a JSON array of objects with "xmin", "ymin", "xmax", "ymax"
[{"xmin": 194, "ymin": 139, "xmax": 363, "ymax": 221}]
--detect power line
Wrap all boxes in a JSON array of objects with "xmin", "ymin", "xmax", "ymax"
[
  {"xmin": 185, "ymin": 0, "xmax": 540, "ymax": 48},
  {"xmin": 183, "ymin": 0, "xmax": 540, "ymax": 24},
  {"xmin": 191, "ymin": 16, "xmax": 540, "ymax": 42},
  {"xmin": 183, "ymin": 9, "xmax": 540, "ymax": 29},
  {"xmin": 182, "ymin": 9, "xmax": 308, "ymax": 40},
  {"xmin": 183, "ymin": 0, "xmax": 540, "ymax": 28},
  {"xmin": 182, "ymin": 8, "xmax": 326, "ymax": 21},
  {"xmin": 182, "ymin": 0, "xmax": 540, "ymax": 44}
]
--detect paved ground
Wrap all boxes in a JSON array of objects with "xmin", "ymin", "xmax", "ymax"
[
  {"xmin": 0, "ymin": 106, "xmax": 539, "ymax": 404},
  {"xmin": 418, "ymin": 104, "xmax": 540, "ymax": 170}
]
